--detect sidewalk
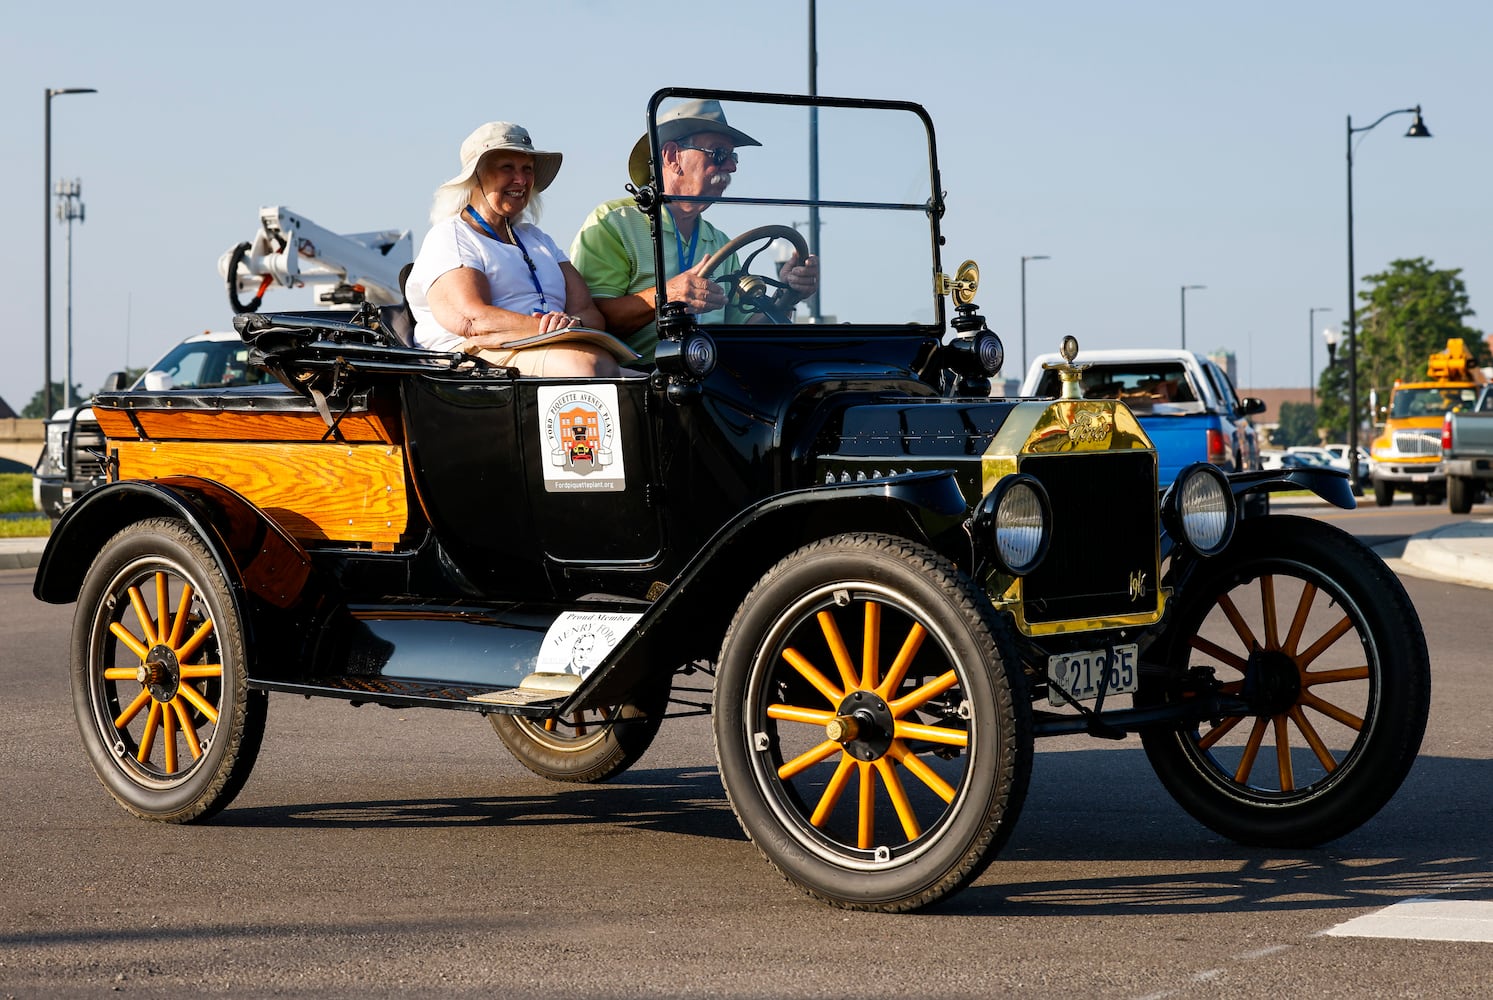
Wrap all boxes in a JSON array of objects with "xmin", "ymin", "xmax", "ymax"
[{"xmin": 7, "ymin": 513, "xmax": 1493, "ymax": 588}]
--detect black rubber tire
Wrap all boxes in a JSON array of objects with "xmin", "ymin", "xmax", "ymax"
[
  {"xmin": 1411, "ymin": 490, "xmax": 1429, "ymax": 506},
  {"xmin": 1372, "ymin": 479, "xmax": 1394, "ymax": 507},
  {"xmin": 71, "ymin": 517, "xmax": 266, "ymax": 823},
  {"xmin": 713, "ymin": 532, "xmax": 1031, "ymax": 912},
  {"xmin": 1448, "ymin": 476, "xmax": 1473, "ymax": 515},
  {"xmin": 491, "ymin": 673, "xmax": 672, "ymax": 783},
  {"xmin": 1139, "ymin": 515, "xmax": 1429, "ymax": 847}
]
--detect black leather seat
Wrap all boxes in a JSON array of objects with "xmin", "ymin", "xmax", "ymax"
[{"xmin": 378, "ymin": 262, "xmax": 416, "ymax": 347}]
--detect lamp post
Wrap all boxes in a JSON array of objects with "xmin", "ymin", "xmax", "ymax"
[
  {"xmin": 55, "ymin": 179, "xmax": 85, "ymax": 409},
  {"xmin": 1344, "ymin": 104, "xmax": 1431, "ymax": 495},
  {"xmin": 1308, "ymin": 305, "xmax": 1331, "ymax": 410},
  {"xmin": 44, "ymin": 86, "xmax": 97, "ymax": 417},
  {"xmin": 1020, "ymin": 254, "xmax": 1050, "ymax": 377},
  {"xmin": 1180, "ymin": 284, "xmax": 1205, "ymax": 350}
]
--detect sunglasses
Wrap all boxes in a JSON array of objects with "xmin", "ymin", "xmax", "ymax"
[{"xmin": 675, "ymin": 142, "xmax": 738, "ymax": 167}]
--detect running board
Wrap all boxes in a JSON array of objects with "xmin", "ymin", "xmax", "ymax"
[{"xmin": 250, "ymin": 674, "xmax": 573, "ymax": 716}]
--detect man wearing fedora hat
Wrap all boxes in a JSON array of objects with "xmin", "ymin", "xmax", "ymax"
[
  {"xmin": 570, "ymin": 99, "xmax": 818, "ymax": 361},
  {"xmin": 407, "ymin": 121, "xmax": 634, "ymax": 377}
]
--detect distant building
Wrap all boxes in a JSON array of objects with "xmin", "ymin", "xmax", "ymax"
[
  {"xmin": 1207, "ymin": 349, "xmax": 1238, "ymax": 385},
  {"xmin": 0, "ymin": 397, "xmax": 17, "ymax": 420}
]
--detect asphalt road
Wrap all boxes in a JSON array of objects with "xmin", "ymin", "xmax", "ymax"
[{"xmin": 1, "ymin": 505, "xmax": 1489, "ymax": 998}]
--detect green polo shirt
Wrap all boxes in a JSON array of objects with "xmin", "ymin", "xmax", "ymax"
[{"xmin": 570, "ymin": 198, "xmax": 742, "ymax": 360}]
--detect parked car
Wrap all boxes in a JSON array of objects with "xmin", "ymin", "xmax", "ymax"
[
  {"xmin": 1021, "ymin": 349, "xmax": 1268, "ymax": 514},
  {"xmin": 1320, "ymin": 444, "xmax": 1371, "ymax": 481},
  {"xmin": 33, "ymin": 89, "xmax": 1430, "ymax": 913}
]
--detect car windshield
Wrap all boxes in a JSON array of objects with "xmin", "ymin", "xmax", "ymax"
[
  {"xmin": 136, "ymin": 339, "xmax": 274, "ymax": 391},
  {"xmin": 645, "ymin": 91, "xmax": 942, "ymax": 332},
  {"xmin": 1030, "ymin": 362, "xmax": 1204, "ymax": 414}
]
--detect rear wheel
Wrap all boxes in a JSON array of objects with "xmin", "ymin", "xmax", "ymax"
[
  {"xmin": 714, "ymin": 533, "xmax": 1031, "ymax": 912},
  {"xmin": 1448, "ymin": 476, "xmax": 1473, "ymax": 515},
  {"xmin": 1140, "ymin": 516, "xmax": 1429, "ymax": 847},
  {"xmin": 71, "ymin": 517, "xmax": 266, "ymax": 822},
  {"xmin": 491, "ymin": 675, "xmax": 672, "ymax": 783}
]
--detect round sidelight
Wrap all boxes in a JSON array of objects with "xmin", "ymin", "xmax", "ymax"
[
  {"xmin": 1174, "ymin": 463, "xmax": 1236, "ymax": 556},
  {"xmin": 654, "ymin": 330, "xmax": 719, "ymax": 381},
  {"xmin": 975, "ymin": 474, "xmax": 1051, "ymax": 575},
  {"xmin": 974, "ymin": 329, "xmax": 1004, "ymax": 377}
]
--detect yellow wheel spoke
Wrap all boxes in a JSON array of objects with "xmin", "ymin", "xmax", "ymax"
[
  {"xmin": 108, "ymin": 622, "xmax": 152, "ymax": 662},
  {"xmin": 1297, "ymin": 615, "xmax": 1355, "ymax": 670},
  {"xmin": 1303, "ymin": 665, "xmax": 1369, "ymax": 687},
  {"xmin": 1283, "ymin": 582, "xmax": 1317, "ymax": 656},
  {"xmin": 1260, "ymin": 575, "xmax": 1280, "ymax": 650},
  {"xmin": 103, "ymin": 666, "xmax": 140, "ymax": 681},
  {"xmin": 178, "ymin": 664, "xmax": 223, "ymax": 679},
  {"xmin": 873, "ymin": 757, "xmax": 921, "ymax": 841},
  {"xmin": 816, "ymin": 610, "xmax": 860, "ymax": 694},
  {"xmin": 171, "ymin": 698, "xmax": 203, "ymax": 760},
  {"xmin": 1273, "ymin": 714, "xmax": 1293, "ymax": 792},
  {"xmin": 1288, "ymin": 704, "xmax": 1337, "ymax": 773},
  {"xmin": 767, "ymin": 704, "xmax": 835, "ymax": 727},
  {"xmin": 1234, "ymin": 716, "xmax": 1268, "ymax": 783},
  {"xmin": 893, "ymin": 719, "xmax": 968, "ymax": 748},
  {"xmin": 861, "ymin": 602, "xmax": 881, "ymax": 691},
  {"xmin": 875, "ymin": 623, "xmax": 926, "ymax": 701},
  {"xmin": 137, "ymin": 701, "xmax": 162, "ymax": 764},
  {"xmin": 1189, "ymin": 634, "xmax": 1249, "ymax": 673},
  {"xmin": 167, "ymin": 583, "xmax": 195, "ymax": 649},
  {"xmin": 127, "ymin": 586, "xmax": 159, "ymax": 646},
  {"xmin": 175, "ymin": 619, "xmax": 216, "ymax": 663},
  {"xmin": 162, "ymin": 698, "xmax": 178, "ymax": 775},
  {"xmin": 1216, "ymin": 592, "xmax": 1260, "ymax": 653},
  {"xmin": 1300, "ymin": 690, "xmax": 1364, "ymax": 731},
  {"xmin": 572, "ymin": 712, "xmax": 588, "ymax": 737},
  {"xmin": 887, "ymin": 741, "xmax": 956, "ymax": 803},
  {"xmin": 857, "ymin": 762, "xmax": 875, "ymax": 850},
  {"xmin": 114, "ymin": 688, "xmax": 153, "ymax": 730},
  {"xmin": 810, "ymin": 754, "xmax": 856, "ymax": 827},
  {"xmin": 782, "ymin": 647, "xmax": 845, "ymax": 706},
  {"xmin": 178, "ymin": 683, "xmax": 220, "ymax": 725},
  {"xmin": 778, "ymin": 739, "xmax": 842, "ymax": 780},
  {"xmin": 155, "ymin": 572, "xmax": 170, "ymax": 651},
  {"xmin": 1197, "ymin": 714, "xmax": 1245, "ymax": 751},
  {"xmin": 889, "ymin": 670, "xmax": 958, "ymax": 718}
]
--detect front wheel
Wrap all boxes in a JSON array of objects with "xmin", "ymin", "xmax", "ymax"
[
  {"xmin": 490, "ymin": 674, "xmax": 672, "ymax": 783},
  {"xmin": 1139, "ymin": 515, "xmax": 1429, "ymax": 847},
  {"xmin": 1373, "ymin": 479, "xmax": 1394, "ymax": 507},
  {"xmin": 71, "ymin": 517, "xmax": 266, "ymax": 822},
  {"xmin": 713, "ymin": 533, "xmax": 1031, "ymax": 912}
]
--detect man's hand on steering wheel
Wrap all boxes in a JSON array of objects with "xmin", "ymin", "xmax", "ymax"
[{"xmin": 697, "ymin": 225, "xmax": 813, "ymax": 324}]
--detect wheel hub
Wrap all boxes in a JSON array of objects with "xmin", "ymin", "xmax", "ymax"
[
  {"xmin": 1240, "ymin": 647, "xmax": 1301, "ymax": 716},
  {"xmin": 137, "ymin": 644, "xmax": 182, "ymax": 703},
  {"xmin": 826, "ymin": 690, "xmax": 894, "ymax": 761}
]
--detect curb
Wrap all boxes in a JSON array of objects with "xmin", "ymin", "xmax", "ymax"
[{"xmin": 1399, "ymin": 520, "xmax": 1493, "ymax": 590}]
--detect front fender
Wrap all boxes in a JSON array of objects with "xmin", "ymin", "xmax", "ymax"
[
  {"xmin": 1226, "ymin": 467, "xmax": 1355, "ymax": 509},
  {"xmin": 578, "ymin": 470, "xmax": 970, "ymax": 707}
]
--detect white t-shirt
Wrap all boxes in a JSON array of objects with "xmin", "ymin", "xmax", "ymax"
[{"xmin": 407, "ymin": 216, "xmax": 571, "ymax": 352}]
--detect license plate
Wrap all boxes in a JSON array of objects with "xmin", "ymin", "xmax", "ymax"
[
  {"xmin": 1411, "ymin": 474, "xmax": 1430, "ymax": 482},
  {"xmin": 1047, "ymin": 644, "xmax": 1138, "ymax": 706}
]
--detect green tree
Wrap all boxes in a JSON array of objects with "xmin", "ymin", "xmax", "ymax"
[
  {"xmin": 1316, "ymin": 257, "xmax": 1482, "ymax": 438},
  {"xmin": 20, "ymin": 382, "xmax": 82, "ymax": 419},
  {"xmin": 1272, "ymin": 401, "xmax": 1318, "ymax": 448}
]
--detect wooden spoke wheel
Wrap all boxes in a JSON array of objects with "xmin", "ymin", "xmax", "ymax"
[
  {"xmin": 714, "ymin": 533, "xmax": 1031, "ymax": 912},
  {"xmin": 491, "ymin": 675, "xmax": 671, "ymax": 783},
  {"xmin": 1140, "ymin": 515, "xmax": 1430, "ymax": 847},
  {"xmin": 71, "ymin": 518, "xmax": 265, "ymax": 822}
]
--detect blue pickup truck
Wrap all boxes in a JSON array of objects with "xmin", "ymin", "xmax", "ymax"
[{"xmin": 1022, "ymin": 348, "xmax": 1267, "ymax": 509}]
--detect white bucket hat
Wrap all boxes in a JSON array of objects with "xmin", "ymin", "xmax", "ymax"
[
  {"xmin": 440, "ymin": 121, "xmax": 563, "ymax": 194},
  {"xmin": 628, "ymin": 99, "xmax": 761, "ymax": 188}
]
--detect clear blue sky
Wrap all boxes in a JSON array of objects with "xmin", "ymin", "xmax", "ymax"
[{"xmin": 2, "ymin": 0, "xmax": 1488, "ymax": 413}]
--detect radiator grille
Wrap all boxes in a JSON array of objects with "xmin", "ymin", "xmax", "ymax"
[
  {"xmin": 1391, "ymin": 429, "xmax": 1441, "ymax": 456},
  {"xmin": 71, "ymin": 420, "xmax": 108, "ymax": 482},
  {"xmin": 1018, "ymin": 451, "xmax": 1158, "ymax": 624}
]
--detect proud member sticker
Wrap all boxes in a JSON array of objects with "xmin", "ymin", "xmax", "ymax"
[
  {"xmin": 535, "ymin": 611, "xmax": 644, "ymax": 679},
  {"xmin": 537, "ymin": 384, "xmax": 627, "ymax": 492}
]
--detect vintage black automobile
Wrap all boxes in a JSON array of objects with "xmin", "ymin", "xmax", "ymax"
[{"xmin": 34, "ymin": 90, "xmax": 1430, "ymax": 912}]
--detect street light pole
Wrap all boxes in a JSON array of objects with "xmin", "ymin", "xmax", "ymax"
[
  {"xmin": 806, "ymin": 0, "xmax": 821, "ymax": 322},
  {"xmin": 1020, "ymin": 254, "xmax": 1049, "ymax": 378},
  {"xmin": 55, "ymin": 179, "xmax": 85, "ymax": 409},
  {"xmin": 1308, "ymin": 305, "xmax": 1331, "ymax": 411},
  {"xmin": 1180, "ymin": 284, "xmax": 1205, "ymax": 350},
  {"xmin": 1345, "ymin": 104, "xmax": 1431, "ymax": 496},
  {"xmin": 43, "ymin": 86, "xmax": 96, "ymax": 417}
]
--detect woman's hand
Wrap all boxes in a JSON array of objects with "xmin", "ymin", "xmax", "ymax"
[{"xmin": 535, "ymin": 310, "xmax": 582, "ymax": 334}]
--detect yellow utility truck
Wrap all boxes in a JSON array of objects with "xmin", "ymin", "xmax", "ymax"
[{"xmin": 1369, "ymin": 338, "xmax": 1486, "ymax": 506}]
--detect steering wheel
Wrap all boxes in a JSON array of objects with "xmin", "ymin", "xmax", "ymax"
[{"xmin": 697, "ymin": 225, "xmax": 810, "ymax": 325}]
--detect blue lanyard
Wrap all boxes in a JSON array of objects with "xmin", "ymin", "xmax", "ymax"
[
  {"xmin": 464, "ymin": 205, "xmax": 548, "ymax": 312},
  {"xmin": 669, "ymin": 209, "xmax": 700, "ymax": 272}
]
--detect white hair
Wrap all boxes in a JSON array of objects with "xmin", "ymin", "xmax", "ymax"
[{"xmin": 429, "ymin": 153, "xmax": 543, "ymax": 225}]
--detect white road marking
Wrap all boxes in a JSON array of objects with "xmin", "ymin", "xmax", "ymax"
[{"xmin": 1324, "ymin": 898, "xmax": 1493, "ymax": 942}]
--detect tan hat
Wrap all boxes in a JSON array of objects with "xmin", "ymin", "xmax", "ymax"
[
  {"xmin": 440, "ymin": 121, "xmax": 563, "ymax": 194},
  {"xmin": 628, "ymin": 99, "xmax": 762, "ymax": 188}
]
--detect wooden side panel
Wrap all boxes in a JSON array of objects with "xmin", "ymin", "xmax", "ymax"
[
  {"xmin": 94, "ymin": 406, "xmax": 399, "ymax": 444},
  {"xmin": 116, "ymin": 440, "xmax": 408, "ymax": 546}
]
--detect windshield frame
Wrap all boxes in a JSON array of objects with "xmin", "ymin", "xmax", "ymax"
[{"xmin": 641, "ymin": 87, "xmax": 947, "ymax": 336}]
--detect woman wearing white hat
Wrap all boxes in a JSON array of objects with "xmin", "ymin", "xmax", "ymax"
[{"xmin": 406, "ymin": 122, "xmax": 634, "ymax": 377}]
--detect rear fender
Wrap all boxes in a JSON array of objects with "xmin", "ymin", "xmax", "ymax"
[{"xmin": 577, "ymin": 471, "xmax": 970, "ymax": 707}]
